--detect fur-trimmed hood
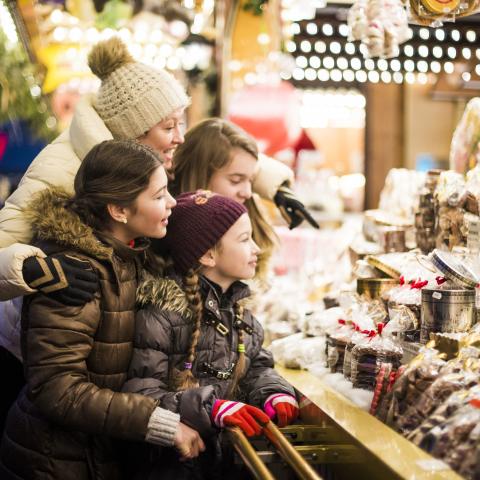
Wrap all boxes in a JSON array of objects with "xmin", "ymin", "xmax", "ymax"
[{"xmin": 24, "ymin": 187, "xmax": 113, "ymax": 260}]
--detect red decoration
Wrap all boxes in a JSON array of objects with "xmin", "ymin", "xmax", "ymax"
[{"xmin": 227, "ymin": 82, "xmax": 302, "ymax": 156}]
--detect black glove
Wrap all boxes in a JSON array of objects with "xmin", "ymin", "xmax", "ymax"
[
  {"xmin": 274, "ymin": 184, "xmax": 319, "ymax": 230},
  {"xmin": 22, "ymin": 254, "xmax": 98, "ymax": 306}
]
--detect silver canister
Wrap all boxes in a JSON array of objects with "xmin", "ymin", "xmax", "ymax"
[{"xmin": 421, "ymin": 288, "xmax": 476, "ymax": 344}]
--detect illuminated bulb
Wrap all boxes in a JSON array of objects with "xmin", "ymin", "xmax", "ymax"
[
  {"xmin": 444, "ymin": 61, "xmax": 454, "ymax": 74},
  {"xmin": 351, "ymin": 57, "xmax": 362, "ymax": 70},
  {"xmin": 359, "ymin": 44, "xmax": 368, "ymax": 57},
  {"xmin": 418, "ymin": 45, "xmax": 429, "ymax": 57},
  {"xmin": 310, "ymin": 56, "xmax": 321, "ymax": 68},
  {"xmin": 305, "ymin": 68, "xmax": 317, "ymax": 81},
  {"xmin": 331, "ymin": 69, "xmax": 342, "ymax": 82},
  {"xmin": 462, "ymin": 71, "xmax": 471, "ymax": 82},
  {"xmin": 477, "ymin": 49, "xmax": 480, "ymax": 60},
  {"xmin": 318, "ymin": 69, "xmax": 329, "ymax": 81},
  {"xmin": 405, "ymin": 72, "xmax": 415, "ymax": 84},
  {"xmin": 51, "ymin": 9, "xmax": 63, "ymax": 24},
  {"xmin": 433, "ymin": 46, "xmax": 443, "ymax": 58},
  {"xmin": 292, "ymin": 68, "xmax": 305, "ymax": 80},
  {"xmin": 306, "ymin": 23, "xmax": 318, "ymax": 35},
  {"xmin": 467, "ymin": 30, "xmax": 476, "ymax": 42},
  {"xmin": 166, "ymin": 56, "xmax": 181, "ymax": 70},
  {"xmin": 337, "ymin": 57, "xmax": 349, "ymax": 69},
  {"xmin": 419, "ymin": 28, "xmax": 429, "ymax": 40},
  {"xmin": 476, "ymin": 65, "xmax": 480, "ymax": 76},
  {"xmin": 430, "ymin": 61, "xmax": 441, "ymax": 73},
  {"xmin": 315, "ymin": 41, "xmax": 327, "ymax": 53},
  {"xmin": 451, "ymin": 29, "xmax": 460, "ymax": 42},
  {"xmin": 53, "ymin": 27, "xmax": 67, "ymax": 42},
  {"xmin": 462, "ymin": 48, "xmax": 472, "ymax": 59},
  {"xmin": 296, "ymin": 56, "xmax": 308, "ymax": 68},
  {"xmin": 292, "ymin": 23, "xmax": 301, "ymax": 35},
  {"xmin": 393, "ymin": 72, "xmax": 403, "ymax": 83},
  {"xmin": 322, "ymin": 23, "xmax": 334, "ymax": 36},
  {"xmin": 339, "ymin": 24, "xmax": 349, "ymax": 37},
  {"xmin": 404, "ymin": 45, "xmax": 414, "ymax": 57},
  {"xmin": 323, "ymin": 56, "xmax": 334, "ymax": 69},
  {"xmin": 343, "ymin": 69, "xmax": 355, "ymax": 81},
  {"xmin": 300, "ymin": 40, "xmax": 312, "ymax": 52},
  {"xmin": 355, "ymin": 70, "xmax": 367, "ymax": 82},
  {"xmin": 345, "ymin": 42, "xmax": 355, "ymax": 55},
  {"xmin": 286, "ymin": 41, "xmax": 296, "ymax": 53},
  {"xmin": 381, "ymin": 71, "xmax": 392, "ymax": 83},
  {"xmin": 417, "ymin": 60, "xmax": 428, "ymax": 73},
  {"xmin": 280, "ymin": 71, "xmax": 292, "ymax": 80},
  {"xmin": 404, "ymin": 59, "xmax": 415, "ymax": 72},
  {"xmin": 368, "ymin": 71, "xmax": 380, "ymax": 83},
  {"xmin": 390, "ymin": 59, "xmax": 401, "ymax": 71},
  {"xmin": 330, "ymin": 41, "xmax": 341, "ymax": 54},
  {"xmin": 30, "ymin": 85, "xmax": 41, "ymax": 97},
  {"xmin": 377, "ymin": 59, "xmax": 388, "ymax": 71},
  {"xmin": 435, "ymin": 29, "xmax": 445, "ymax": 41},
  {"xmin": 447, "ymin": 46, "xmax": 456, "ymax": 59},
  {"xmin": 364, "ymin": 58, "xmax": 375, "ymax": 70}
]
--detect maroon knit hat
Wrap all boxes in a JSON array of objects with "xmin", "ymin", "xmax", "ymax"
[{"xmin": 162, "ymin": 190, "xmax": 248, "ymax": 274}]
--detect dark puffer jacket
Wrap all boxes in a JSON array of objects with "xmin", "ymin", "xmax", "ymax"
[
  {"xmin": 124, "ymin": 273, "xmax": 295, "ymax": 437},
  {"xmin": 0, "ymin": 189, "xmax": 158, "ymax": 480}
]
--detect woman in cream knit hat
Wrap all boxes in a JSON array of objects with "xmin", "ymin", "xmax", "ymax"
[{"xmin": 0, "ymin": 37, "xmax": 191, "ymax": 431}]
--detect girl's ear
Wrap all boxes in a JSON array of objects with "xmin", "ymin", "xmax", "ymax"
[
  {"xmin": 107, "ymin": 203, "xmax": 128, "ymax": 224},
  {"xmin": 199, "ymin": 248, "xmax": 216, "ymax": 268}
]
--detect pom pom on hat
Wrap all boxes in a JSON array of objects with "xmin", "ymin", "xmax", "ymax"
[{"xmin": 87, "ymin": 37, "xmax": 134, "ymax": 80}]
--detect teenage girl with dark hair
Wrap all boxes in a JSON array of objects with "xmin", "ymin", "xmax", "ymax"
[{"xmin": 0, "ymin": 140, "xmax": 204, "ymax": 480}]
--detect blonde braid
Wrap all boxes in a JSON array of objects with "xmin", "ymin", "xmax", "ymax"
[
  {"xmin": 169, "ymin": 269, "xmax": 202, "ymax": 391},
  {"xmin": 227, "ymin": 303, "xmax": 247, "ymax": 399}
]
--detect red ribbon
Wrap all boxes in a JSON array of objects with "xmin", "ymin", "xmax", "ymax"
[
  {"xmin": 410, "ymin": 278, "xmax": 428, "ymax": 289},
  {"xmin": 435, "ymin": 276, "xmax": 446, "ymax": 285},
  {"xmin": 399, "ymin": 275, "xmax": 405, "ymax": 286},
  {"xmin": 338, "ymin": 319, "xmax": 346, "ymax": 325},
  {"xmin": 377, "ymin": 322, "xmax": 384, "ymax": 335}
]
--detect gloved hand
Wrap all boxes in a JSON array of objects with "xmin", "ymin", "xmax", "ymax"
[
  {"xmin": 264, "ymin": 394, "xmax": 299, "ymax": 427},
  {"xmin": 274, "ymin": 184, "xmax": 319, "ymax": 230},
  {"xmin": 22, "ymin": 254, "xmax": 98, "ymax": 306},
  {"xmin": 211, "ymin": 399, "xmax": 269, "ymax": 437}
]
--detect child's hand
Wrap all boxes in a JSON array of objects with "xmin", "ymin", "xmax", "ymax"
[
  {"xmin": 174, "ymin": 422, "xmax": 205, "ymax": 461},
  {"xmin": 263, "ymin": 394, "xmax": 299, "ymax": 427},
  {"xmin": 211, "ymin": 400, "xmax": 269, "ymax": 437}
]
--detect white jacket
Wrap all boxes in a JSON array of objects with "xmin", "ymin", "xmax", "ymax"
[{"xmin": 0, "ymin": 95, "xmax": 293, "ymax": 356}]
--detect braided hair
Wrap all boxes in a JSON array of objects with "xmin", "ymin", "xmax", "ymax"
[{"xmin": 171, "ymin": 270, "xmax": 247, "ymax": 397}]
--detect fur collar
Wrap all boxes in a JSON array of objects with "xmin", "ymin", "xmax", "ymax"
[
  {"xmin": 137, "ymin": 271, "xmax": 193, "ymax": 319},
  {"xmin": 136, "ymin": 272, "xmax": 255, "ymax": 317},
  {"xmin": 24, "ymin": 187, "xmax": 113, "ymax": 260}
]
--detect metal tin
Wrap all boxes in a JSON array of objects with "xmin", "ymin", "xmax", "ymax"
[
  {"xmin": 431, "ymin": 249, "xmax": 479, "ymax": 289},
  {"xmin": 420, "ymin": 288, "xmax": 476, "ymax": 343},
  {"xmin": 379, "ymin": 227, "xmax": 407, "ymax": 253},
  {"xmin": 357, "ymin": 278, "xmax": 399, "ymax": 300}
]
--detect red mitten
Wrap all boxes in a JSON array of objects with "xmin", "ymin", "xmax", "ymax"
[
  {"xmin": 264, "ymin": 394, "xmax": 299, "ymax": 427},
  {"xmin": 211, "ymin": 400, "xmax": 269, "ymax": 437}
]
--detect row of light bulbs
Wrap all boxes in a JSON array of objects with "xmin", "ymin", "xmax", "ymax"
[
  {"xmin": 287, "ymin": 38, "xmax": 480, "ymax": 60},
  {"xmin": 283, "ymin": 69, "xmax": 439, "ymax": 84},
  {"xmin": 293, "ymin": 57, "xmax": 480, "ymax": 75},
  {"xmin": 289, "ymin": 21, "xmax": 478, "ymax": 43}
]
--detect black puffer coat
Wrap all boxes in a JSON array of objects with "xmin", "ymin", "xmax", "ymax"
[{"xmin": 124, "ymin": 274, "xmax": 295, "ymax": 437}]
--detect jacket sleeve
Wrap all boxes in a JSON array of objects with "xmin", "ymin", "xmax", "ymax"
[
  {"xmin": 252, "ymin": 153, "xmax": 295, "ymax": 202},
  {"xmin": 23, "ymin": 293, "xmax": 158, "ymax": 442},
  {"xmin": 124, "ymin": 307, "xmax": 226, "ymax": 437},
  {"xmin": 241, "ymin": 317, "xmax": 296, "ymax": 408},
  {"xmin": 0, "ymin": 134, "xmax": 80, "ymax": 299}
]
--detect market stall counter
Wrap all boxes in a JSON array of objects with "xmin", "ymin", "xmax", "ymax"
[{"xmin": 278, "ymin": 366, "xmax": 463, "ymax": 480}]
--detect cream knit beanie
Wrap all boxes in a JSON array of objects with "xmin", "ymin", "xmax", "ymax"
[{"xmin": 88, "ymin": 37, "xmax": 190, "ymax": 140}]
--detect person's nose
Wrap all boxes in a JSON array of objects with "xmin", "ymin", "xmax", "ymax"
[
  {"xmin": 239, "ymin": 182, "xmax": 252, "ymax": 201},
  {"xmin": 173, "ymin": 125, "xmax": 184, "ymax": 145},
  {"xmin": 166, "ymin": 190, "xmax": 177, "ymax": 209}
]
